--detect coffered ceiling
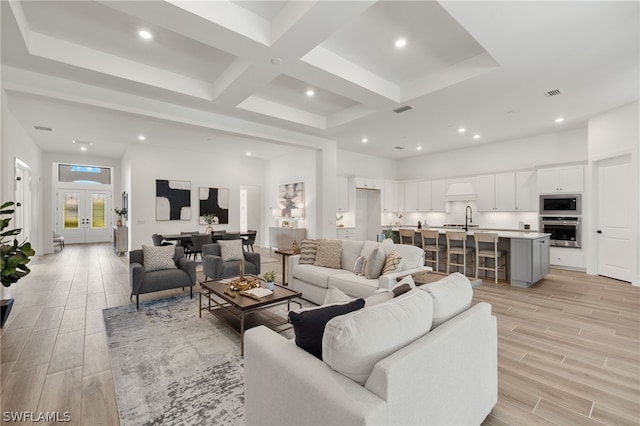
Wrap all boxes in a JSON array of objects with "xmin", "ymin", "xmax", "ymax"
[{"xmin": 1, "ymin": 1, "xmax": 638, "ymax": 160}]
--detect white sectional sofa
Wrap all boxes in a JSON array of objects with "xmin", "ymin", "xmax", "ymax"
[
  {"xmin": 288, "ymin": 239, "xmax": 428, "ymax": 305},
  {"xmin": 245, "ymin": 273, "xmax": 498, "ymax": 425}
]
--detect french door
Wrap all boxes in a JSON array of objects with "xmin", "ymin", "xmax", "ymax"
[{"xmin": 57, "ymin": 189, "xmax": 112, "ymax": 244}]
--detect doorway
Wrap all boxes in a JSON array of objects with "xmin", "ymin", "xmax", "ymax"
[
  {"xmin": 57, "ymin": 189, "xmax": 112, "ymax": 244},
  {"xmin": 595, "ymin": 154, "xmax": 635, "ymax": 282},
  {"xmin": 240, "ymin": 185, "xmax": 261, "ymax": 239},
  {"xmin": 14, "ymin": 158, "xmax": 32, "ymax": 241}
]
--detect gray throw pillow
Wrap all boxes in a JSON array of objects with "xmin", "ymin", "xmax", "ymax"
[
  {"xmin": 218, "ymin": 240, "xmax": 244, "ymax": 261},
  {"xmin": 142, "ymin": 245, "xmax": 177, "ymax": 272},
  {"xmin": 365, "ymin": 246, "xmax": 385, "ymax": 279}
]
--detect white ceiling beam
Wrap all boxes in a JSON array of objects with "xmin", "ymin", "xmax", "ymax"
[{"xmin": 237, "ymin": 96, "xmax": 327, "ymax": 129}]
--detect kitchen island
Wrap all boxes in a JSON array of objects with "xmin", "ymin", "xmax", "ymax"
[{"xmin": 382, "ymin": 228, "xmax": 550, "ymax": 287}]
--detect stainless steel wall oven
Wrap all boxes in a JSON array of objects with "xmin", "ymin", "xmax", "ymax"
[{"xmin": 540, "ymin": 216, "xmax": 581, "ymax": 248}]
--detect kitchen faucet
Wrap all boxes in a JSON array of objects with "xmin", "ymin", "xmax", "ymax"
[{"xmin": 465, "ymin": 205, "xmax": 473, "ymax": 232}]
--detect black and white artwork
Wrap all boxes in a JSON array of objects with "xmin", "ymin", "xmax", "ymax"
[
  {"xmin": 279, "ymin": 182, "xmax": 304, "ymax": 218},
  {"xmin": 156, "ymin": 179, "xmax": 191, "ymax": 221},
  {"xmin": 199, "ymin": 187, "xmax": 229, "ymax": 225}
]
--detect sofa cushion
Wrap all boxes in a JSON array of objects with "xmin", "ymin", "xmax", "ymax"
[
  {"xmin": 365, "ymin": 246, "xmax": 385, "ymax": 279},
  {"xmin": 218, "ymin": 239, "xmax": 244, "ymax": 261},
  {"xmin": 299, "ymin": 239, "xmax": 318, "ymax": 264},
  {"xmin": 327, "ymin": 273, "xmax": 380, "ymax": 299},
  {"xmin": 322, "ymin": 289, "xmax": 434, "ymax": 385},
  {"xmin": 360, "ymin": 240, "xmax": 381, "ymax": 258},
  {"xmin": 314, "ymin": 239, "xmax": 342, "ymax": 269},
  {"xmin": 364, "ymin": 290, "xmax": 393, "ymax": 307},
  {"xmin": 340, "ymin": 240, "xmax": 365, "ymax": 272},
  {"xmin": 382, "ymin": 250, "xmax": 402, "ymax": 275},
  {"xmin": 419, "ymin": 272, "xmax": 473, "ymax": 328},
  {"xmin": 353, "ymin": 255, "xmax": 366, "ymax": 276},
  {"xmin": 289, "ymin": 298, "xmax": 365, "ymax": 359},
  {"xmin": 142, "ymin": 245, "xmax": 177, "ymax": 272},
  {"xmin": 293, "ymin": 264, "xmax": 346, "ymax": 289}
]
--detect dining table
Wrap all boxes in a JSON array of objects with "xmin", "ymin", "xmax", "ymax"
[{"xmin": 161, "ymin": 232, "xmax": 252, "ymax": 244}]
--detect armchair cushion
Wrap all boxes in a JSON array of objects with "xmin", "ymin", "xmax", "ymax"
[
  {"xmin": 142, "ymin": 245, "xmax": 177, "ymax": 272},
  {"xmin": 218, "ymin": 239, "xmax": 244, "ymax": 261}
]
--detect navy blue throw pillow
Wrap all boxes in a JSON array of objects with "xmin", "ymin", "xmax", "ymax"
[{"xmin": 288, "ymin": 298, "xmax": 365, "ymax": 359}]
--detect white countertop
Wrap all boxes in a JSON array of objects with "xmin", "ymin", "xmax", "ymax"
[{"xmin": 384, "ymin": 227, "xmax": 549, "ymax": 240}]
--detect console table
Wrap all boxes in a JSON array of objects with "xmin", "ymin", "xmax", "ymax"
[
  {"xmin": 269, "ymin": 227, "xmax": 306, "ymax": 251},
  {"xmin": 113, "ymin": 226, "xmax": 128, "ymax": 255}
]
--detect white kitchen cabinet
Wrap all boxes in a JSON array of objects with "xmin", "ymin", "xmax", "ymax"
[
  {"xmin": 476, "ymin": 173, "xmax": 516, "ymax": 211},
  {"xmin": 336, "ymin": 227, "xmax": 355, "ymax": 240},
  {"xmin": 510, "ymin": 236, "xmax": 550, "ymax": 287},
  {"xmin": 403, "ymin": 182, "xmax": 418, "ymax": 211},
  {"xmin": 383, "ymin": 182, "xmax": 397, "ymax": 212},
  {"xmin": 355, "ymin": 177, "xmax": 382, "ymax": 190},
  {"xmin": 515, "ymin": 170, "xmax": 537, "ymax": 211},
  {"xmin": 336, "ymin": 176, "xmax": 350, "ymax": 212},
  {"xmin": 397, "ymin": 183, "xmax": 406, "ymax": 211},
  {"xmin": 418, "ymin": 180, "xmax": 432, "ymax": 211},
  {"xmin": 538, "ymin": 165, "xmax": 584, "ymax": 193},
  {"xmin": 418, "ymin": 179, "xmax": 446, "ymax": 211}
]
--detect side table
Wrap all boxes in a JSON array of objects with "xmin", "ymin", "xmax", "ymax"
[{"xmin": 274, "ymin": 249, "xmax": 297, "ymax": 286}]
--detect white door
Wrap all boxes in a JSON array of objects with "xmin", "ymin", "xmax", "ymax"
[
  {"xmin": 596, "ymin": 155, "xmax": 635, "ymax": 282},
  {"xmin": 57, "ymin": 189, "xmax": 112, "ymax": 244},
  {"xmin": 14, "ymin": 159, "xmax": 32, "ymax": 241}
]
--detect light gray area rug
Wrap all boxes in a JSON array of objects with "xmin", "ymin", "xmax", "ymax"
[{"xmin": 103, "ymin": 295, "xmax": 246, "ymax": 426}]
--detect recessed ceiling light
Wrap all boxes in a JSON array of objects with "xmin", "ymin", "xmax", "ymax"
[
  {"xmin": 80, "ymin": 147, "xmax": 87, "ymax": 151},
  {"xmin": 417, "ymin": 146, "xmax": 422, "ymax": 150},
  {"xmin": 138, "ymin": 135, "xmax": 146, "ymax": 141},
  {"xmin": 555, "ymin": 117, "xmax": 565, "ymax": 123},
  {"xmin": 306, "ymin": 89, "xmax": 315, "ymax": 97},
  {"xmin": 458, "ymin": 128, "xmax": 466, "ymax": 133},
  {"xmin": 138, "ymin": 30, "xmax": 153, "ymax": 40},
  {"xmin": 246, "ymin": 152, "xmax": 252, "ymax": 156},
  {"xmin": 394, "ymin": 38, "xmax": 407, "ymax": 48},
  {"xmin": 473, "ymin": 134, "xmax": 480, "ymax": 140},
  {"xmin": 362, "ymin": 138, "xmax": 368, "ymax": 143}
]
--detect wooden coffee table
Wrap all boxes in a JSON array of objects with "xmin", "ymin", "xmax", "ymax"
[{"xmin": 199, "ymin": 278, "xmax": 302, "ymax": 355}]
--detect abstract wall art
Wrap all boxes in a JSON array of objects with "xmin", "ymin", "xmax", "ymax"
[
  {"xmin": 279, "ymin": 182, "xmax": 304, "ymax": 218},
  {"xmin": 199, "ymin": 187, "xmax": 229, "ymax": 225},
  {"xmin": 156, "ymin": 179, "xmax": 191, "ymax": 221}
]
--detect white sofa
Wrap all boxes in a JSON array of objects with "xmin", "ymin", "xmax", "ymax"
[
  {"xmin": 288, "ymin": 239, "xmax": 428, "ymax": 305},
  {"xmin": 245, "ymin": 273, "xmax": 498, "ymax": 425}
]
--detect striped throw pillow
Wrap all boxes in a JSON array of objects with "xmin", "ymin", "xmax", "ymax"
[
  {"xmin": 299, "ymin": 239, "xmax": 318, "ymax": 264},
  {"xmin": 382, "ymin": 250, "xmax": 402, "ymax": 275}
]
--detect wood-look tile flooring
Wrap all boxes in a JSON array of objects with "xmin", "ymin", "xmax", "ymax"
[{"xmin": 1, "ymin": 243, "xmax": 638, "ymax": 425}]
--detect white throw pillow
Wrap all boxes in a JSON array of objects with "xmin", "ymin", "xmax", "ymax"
[
  {"xmin": 142, "ymin": 245, "xmax": 177, "ymax": 272},
  {"xmin": 323, "ymin": 286, "xmax": 353, "ymax": 305},
  {"xmin": 322, "ymin": 289, "xmax": 434, "ymax": 385},
  {"xmin": 419, "ymin": 272, "xmax": 472, "ymax": 328},
  {"xmin": 218, "ymin": 239, "xmax": 244, "ymax": 261}
]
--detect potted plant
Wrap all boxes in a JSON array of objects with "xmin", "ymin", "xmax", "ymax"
[
  {"xmin": 114, "ymin": 207, "xmax": 127, "ymax": 226},
  {"xmin": 263, "ymin": 270, "xmax": 276, "ymax": 291},
  {"xmin": 202, "ymin": 213, "xmax": 218, "ymax": 233},
  {"xmin": 1, "ymin": 201, "xmax": 36, "ymax": 327}
]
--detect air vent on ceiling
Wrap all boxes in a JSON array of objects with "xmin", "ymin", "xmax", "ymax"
[
  {"xmin": 393, "ymin": 105, "xmax": 413, "ymax": 113},
  {"xmin": 394, "ymin": 146, "xmax": 405, "ymax": 150},
  {"xmin": 34, "ymin": 125, "xmax": 53, "ymax": 132},
  {"xmin": 544, "ymin": 89, "xmax": 562, "ymax": 97}
]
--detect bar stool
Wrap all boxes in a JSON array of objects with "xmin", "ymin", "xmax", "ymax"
[
  {"xmin": 474, "ymin": 232, "xmax": 507, "ymax": 285},
  {"xmin": 421, "ymin": 229, "xmax": 444, "ymax": 272},
  {"xmin": 399, "ymin": 228, "xmax": 416, "ymax": 246},
  {"xmin": 446, "ymin": 231, "xmax": 475, "ymax": 276}
]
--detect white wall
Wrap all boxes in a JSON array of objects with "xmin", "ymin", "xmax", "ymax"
[
  {"xmin": 337, "ymin": 150, "xmax": 397, "ymax": 180},
  {"xmin": 125, "ymin": 144, "xmax": 267, "ymax": 249},
  {"xmin": 396, "ymin": 128, "xmax": 588, "ymax": 181},
  {"xmin": 586, "ymin": 101, "xmax": 639, "ymax": 285},
  {"xmin": 265, "ymin": 148, "xmax": 318, "ymax": 243}
]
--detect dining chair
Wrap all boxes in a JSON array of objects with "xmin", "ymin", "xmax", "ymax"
[
  {"xmin": 242, "ymin": 230, "xmax": 257, "ymax": 252},
  {"xmin": 180, "ymin": 231, "xmax": 199, "ymax": 254},
  {"xmin": 188, "ymin": 233, "xmax": 213, "ymax": 261}
]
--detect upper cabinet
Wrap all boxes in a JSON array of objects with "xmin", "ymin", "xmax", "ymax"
[
  {"xmin": 382, "ymin": 181, "xmax": 397, "ymax": 212},
  {"xmin": 476, "ymin": 173, "xmax": 516, "ymax": 211},
  {"xmin": 515, "ymin": 170, "xmax": 537, "ymax": 211},
  {"xmin": 336, "ymin": 176, "xmax": 350, "ymax": 212},
  {"xmin": 403, "ymin": 182, "xmax": 418, "ymax": 212},
  {"xmin": 418, "ymin": 179, "xmax": 446, "ymax": 211},
  {"xmin": 354, "ymin": 177, "xmax": 382, "ymax": 190},
  {"xmin": 538, "ymin": 165, "xmax": 584, "ymax": 193}
]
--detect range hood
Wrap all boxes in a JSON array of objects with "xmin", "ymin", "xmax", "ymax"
[{"xmin": 445, "ymin": 182, "xmax": 476, "ymax": 201}]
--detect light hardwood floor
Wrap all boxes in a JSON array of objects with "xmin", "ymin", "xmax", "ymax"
[{"xmin": 1, "ymin": 243, "xmax": 638, "ymax": 425}]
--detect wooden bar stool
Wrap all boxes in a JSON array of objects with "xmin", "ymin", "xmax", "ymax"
[
  {"xmin": 474, "ymin": 232, "xmax": 507, "ymax": 285},
  {"xmin": 399, "ymin": 228, "xmax": 416, "ymax": 246},
  {"xmin": 421, "ymin": 229, "xmax": 444, "ymax": 272},
  {"xmin": 446, "ymin": 231, "xmax": 475, "ymax": 276}
]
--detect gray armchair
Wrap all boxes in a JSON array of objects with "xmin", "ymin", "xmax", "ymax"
[
  {"xmin": 129, "ymin": 246, "xmax": 196, "ymax": 309},
  {"xmin": 202, "ymin": 242, "xmax": 260, "ymax": 280}
]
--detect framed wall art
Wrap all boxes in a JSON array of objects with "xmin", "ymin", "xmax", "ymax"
[
  {"xmin": 279, "ymin": 182, "xmax": 304, "ymax": 218},
  {"xmin": 199, "ymin": 187, "xmax": 229, "ymax": 225},
  {"xmin": 156, "ymin": 179, "xmax": 191, "ymax": 221}
]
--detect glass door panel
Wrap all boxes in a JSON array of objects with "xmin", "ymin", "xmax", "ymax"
[{"xmin": 58, "ymin": 189, "xmax": 111, "ymax": 244}]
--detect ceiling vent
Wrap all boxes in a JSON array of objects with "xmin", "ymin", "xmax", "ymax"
[
  {"xmin": 394, "ymin": 146, "xmax": 405, "ymax": 150},
  {"xmin": 544, "ymin": 89, "xmax": 562, "ymax": 97},
  {"xmin": 393, "ymin": 105, "xmax": 413, "ymax": 113},
  {"xmin": 34, "ymin": 125, "xmax": 53, "ymax": 132}
]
